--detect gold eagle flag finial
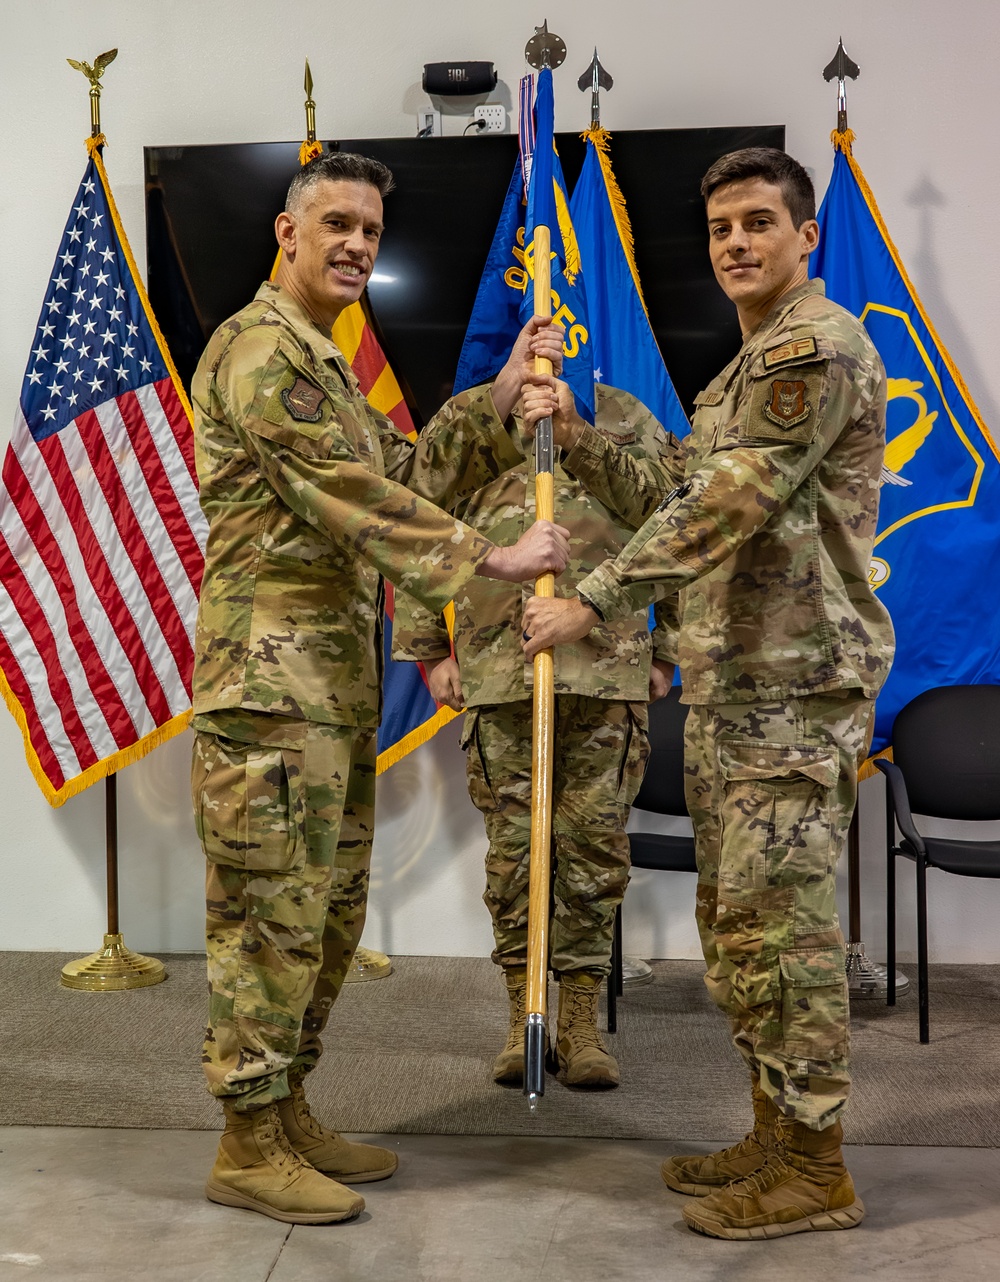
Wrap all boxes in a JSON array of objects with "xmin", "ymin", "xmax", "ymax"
[{"xmin": 67, "ymin": 47, "xmax": 118, "ymax": 141}]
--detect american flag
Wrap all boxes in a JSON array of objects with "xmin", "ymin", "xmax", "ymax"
[{"xmin": 0, "ymin": 146, "xmax": 207, "ymax": 806}]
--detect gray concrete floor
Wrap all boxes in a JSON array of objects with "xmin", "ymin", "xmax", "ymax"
[{"xmin": 1, "ymin": 1127, "xmax": 998, "ymax": 1282}]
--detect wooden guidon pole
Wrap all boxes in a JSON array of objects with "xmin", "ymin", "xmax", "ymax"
[{"xmin": 524, "ymin": 225, "xmax": 555, "ymax": 1106}]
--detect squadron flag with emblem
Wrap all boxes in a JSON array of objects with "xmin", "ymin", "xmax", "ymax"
[
  {"xmin": 0, "ymin": 142, "xmax": 207, "ymax": 805},
  {"xmin": 570, "ymin": 128, "xmax": 688, "ymax": 439},
  {"xmin": 812, "ymin": 130, "xmax": 1000, "ymax": 757},
  {"xmin": 455, "ymin": 71, "xmax": 594, "ymax": 422}
]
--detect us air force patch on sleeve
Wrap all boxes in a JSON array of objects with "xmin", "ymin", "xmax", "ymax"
[
  {"xmin": 764, "ymin": 379, "xmax": 812, "ymax": 429},
  {"xmin": 281, "ymin": 377, "xmax": 326, "ymax": 423}
]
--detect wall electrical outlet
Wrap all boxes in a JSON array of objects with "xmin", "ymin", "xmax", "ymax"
[
  {"xmin": 416, "ymin": 110, "xmax": 442, "ymax": 137},
  {"xmin": 473, "ymin": 104, "xmax": 506, "ymax": 133}
]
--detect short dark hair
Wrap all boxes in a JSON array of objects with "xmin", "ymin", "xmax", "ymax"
[
  {"xmin": 700, "ymin": 147, "xmax": 815, "ymax": 228},
  {"xmin": 286, "ymin": 151, "xmax": 395, "ymax": 212}
]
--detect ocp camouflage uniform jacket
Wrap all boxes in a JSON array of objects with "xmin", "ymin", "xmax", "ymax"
[
  {"xmin": 191, "ymin": 281, "xmax": 525, "ymax": 729},
  {"xmin": 392, "ymin": 383, "xmax": 681, "ymax": 706},
  {"xmin": 570, "ymin": 280, "xmax": 895, "ymax": 703}
]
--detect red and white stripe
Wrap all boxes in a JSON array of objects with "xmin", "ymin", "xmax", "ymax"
[{"xmin": 0, "ymin": 377, "xmax": 206, "ymax": 794}]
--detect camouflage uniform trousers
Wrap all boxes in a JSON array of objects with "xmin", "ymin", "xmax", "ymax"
[
  {"xmin": 192, "ymin": 710, "xmax": 375, "ymax": 1111},
  {"xmin": 462, "ymin": 694, "xmax": 650, "ymax": 977},
  {"xmin": 683, "ymin": 691, "xmax": 873, "ymax": 1130}
]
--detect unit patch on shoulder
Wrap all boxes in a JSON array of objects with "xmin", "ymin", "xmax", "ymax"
[
  {"xmin": 763, "ymin": 379, "xmax": 811, "ymax": 429},
  {"xmin": 601, "ymin": 427, "xmax": 637, "ymax": 445},
  {"xmin": 762, "ymin": 336, "xmax": 818, "ymax": 370},
  {"xmin": 281, "ymin": 377, "xmax": 326, "ymax": 423}
]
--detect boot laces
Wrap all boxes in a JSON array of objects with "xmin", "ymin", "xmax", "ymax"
[
  {"xmin": 562, "ymin": 987, "xmax": 605, "ymax": 1050},
  {"xmin": 727, "ymin": 1152, "xmax": 790, "ymax": 1200},
  {"xmin": 255, "ymin": 1104, "xmax": 301, "ymax": 1172}
]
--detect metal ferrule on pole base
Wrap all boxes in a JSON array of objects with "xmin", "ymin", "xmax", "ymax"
[
  {"xmin": 523, "ymin": 1012, "xmax": 547, "ymax": 1108},
  {"xmin": 60, "ymin": 933, "xmax": 165, "ymax": 991}
]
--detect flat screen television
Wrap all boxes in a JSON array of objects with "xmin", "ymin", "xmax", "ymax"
[{"xmin": 145, "ymin": 124, "xmax": 783, "ymax": 423}]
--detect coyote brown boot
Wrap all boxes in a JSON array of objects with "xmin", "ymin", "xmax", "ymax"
[
  {"xmin": 205, "ymin": 1101, "xmax": 365, "ymax": 1224},
  {"xmin": 493, "ymin": 967, "xmax": 531, "ymax": 1086},
  {"xmin": 278, "ymin": 1070, "xmax": 398, "ymax": 1182},
  {"xmin": 682, "ymin": 1117, "xmax": 865, "ymax": 1239},
  {"xmin": 662, "ymin": 1076, "xmax": 777, "ymax": 1196},
  {"xmin": 553, "ymin": 971, "xmax": 619, "ymax": 1089}
]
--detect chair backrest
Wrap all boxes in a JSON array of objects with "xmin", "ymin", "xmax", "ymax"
[
  {"xmin": 892, "ymin": 684, "xmax": 1000, "ymax": 821},
  {"xmin": 633, "ymin": 686, "xmax": 689, "ymax": 816}
]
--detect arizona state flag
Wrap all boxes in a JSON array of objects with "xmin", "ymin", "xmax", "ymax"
[
  {"xmin": 570, "ymin": 128, "xmax": 688, "ymax": 439},
  {"xmin": 812, "ymin": 130, "xmax": 1000, "ymax": 758}
]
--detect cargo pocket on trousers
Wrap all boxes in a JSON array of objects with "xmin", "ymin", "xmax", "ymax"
[
  {"xmin": 616, "ymin": 701, "xmax": 651, "ymax": 804},
  {"xmin": 459, "ymin": 708, "xmax": 500, "ymax": 813},
  {"xmin": 192, "ymin": 732, "xmax": 306, "ymax": 872},
  {"xmin": 780, "ymin": 945, "xmax": 848, "ymax": 1061},
  {"xmin": 718, "ymin": 741, "xmax": 840, "ymax": 894}
]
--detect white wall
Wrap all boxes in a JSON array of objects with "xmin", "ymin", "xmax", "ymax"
[{"xmin": 1, "ymin": 0, "xmax": 999, "ymax": 960}]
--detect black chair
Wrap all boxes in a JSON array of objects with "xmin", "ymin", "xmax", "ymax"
[
  {"xmin": 608, "ymin": 686, "xmax": 698, "ymax": 1032},
  {"xmin": 874, "ymin": 684, "xmax": 1000, "ymax": 1043}
]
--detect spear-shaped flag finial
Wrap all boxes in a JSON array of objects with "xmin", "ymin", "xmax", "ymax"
[
  {"xmin": 578, "ymin": 48, "xmax": 613, "ymax": 129},
  {"xmin": 822, "ymin": 38, "xmax": 860, "ymax": 134},
  {"xmin": 304, "ymin": 59, "xmax": 317, "ymax": 144}
]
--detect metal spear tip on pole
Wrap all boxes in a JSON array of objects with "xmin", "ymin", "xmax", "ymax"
[
  {"xmin": 822, "ymin": 37, "xmax": 860, "ymax": 134},
  {"xmin": 578, "ymin": 47, "xmax": 613, "ymax": 129},
  {"xmin": 303, "ymin": 58, "xmax": 317, "ymax": 143}
]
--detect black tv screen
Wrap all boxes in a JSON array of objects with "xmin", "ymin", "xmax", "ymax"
[{"xmin": 145, "ymin": 125, "xmax": 783, "ymax": 424}]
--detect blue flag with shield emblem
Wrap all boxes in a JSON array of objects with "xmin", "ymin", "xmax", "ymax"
[
  {"xmin": 811, "ymin": 132, "xmax": 1000, "ymax": 759},
  {"xmin": 454, "ymin": 71, "xmax": 594, "ymax": 422},
  {"xmin": 570, "ymin": 128, "xmax": 688, "ymax": 440}
]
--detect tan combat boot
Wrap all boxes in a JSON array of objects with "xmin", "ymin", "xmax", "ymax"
[
  {"xmin": 682, "ymin": 1116, "xmax": 865, "ymax": 1239},
  {"xmin": 493, "ymin": 967, "xmax": 531, "ymax": 1086},
  {"xmin": 205, "ymin": 1101, "xmax": 365, "ymax": 1224},
  {"xmin": 277, "ymin": 1070, "xmax": 398, "ymax": 1183},
  {"xmin": 661, "ymin": 1076, "xmax": 778, "ymax": 1196},
  {"xmin": 552, "ymin": 971, "xmax": 620, "ymax": 1089}
]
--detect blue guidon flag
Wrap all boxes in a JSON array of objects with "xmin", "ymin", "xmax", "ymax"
[
  {"xmin": 812, "ymin": 130, "xmax": 1000, "ymax": 761},
  {"xmin": 0, "ymin": 142, "xmax": 207, "ymax": 805},
  {"xmin": 455, "ymin": 71, "xmax": 594, "ymax": 423}
]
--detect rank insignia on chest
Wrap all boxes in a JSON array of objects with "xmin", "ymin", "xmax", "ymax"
[
  {"xmin": 281, "ymin": 377, "xmax": 326, "ymax": 423},
  {"xmin": 764, "ymin": 379, "xmax": 811, "ymax": 428}
]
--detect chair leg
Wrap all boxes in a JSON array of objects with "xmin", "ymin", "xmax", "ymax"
[
  {"xmin": 916, "ymin": 854, "xmax": 929, "ymax": 1043},
  {"xmin": 886, "ymin": 808, "xmax": 897, "ymax": 1008},
  {"xmin": 607, "ymin": 904, "xmax": 621, "ymax": 1034}
]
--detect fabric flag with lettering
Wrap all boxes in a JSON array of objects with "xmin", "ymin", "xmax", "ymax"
[
  {"xmin": 456, "ymin": 72, "xmax": 594, "ymax": 422},
  {"xmin": 570, "ymin": 128, "xmax": 688, "ymax": 439},
  {"xmin": 0, "ymin": 142, "xmax": 207, "ymax": 806},
  {"xmin": 811, "ymin": 129, "xmax": 1000, "ymax": 760}
]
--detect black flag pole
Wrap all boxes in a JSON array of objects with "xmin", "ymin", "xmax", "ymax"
[{"xmin": 818, "ymin": 40, "xmax": 908, "ymax": 1000}]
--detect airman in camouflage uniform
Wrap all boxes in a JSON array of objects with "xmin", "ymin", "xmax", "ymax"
[
  {"xmin": 190, "ymin": 151, "xmax": 569, "ymax": 1225},
  {"xmin": 522, "ymin": 148, "xmax": 894, "ymax": 1238},
  {"xmin": 393, "ymin": 383, "xmax": 679, "ymax": 1088}
]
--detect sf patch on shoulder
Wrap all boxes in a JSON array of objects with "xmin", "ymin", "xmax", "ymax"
[
  {"xmin": 763, "ymin": 378, "xmax": 811, "ymax": 429},
  {"xmin": 281, "ymin": 376, "xmax": 326, "ymax": 423}
]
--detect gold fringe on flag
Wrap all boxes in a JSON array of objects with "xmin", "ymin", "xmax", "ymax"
[{"xmin": 580, "ymin": 126, "xmax": 650, "ymax": 316}]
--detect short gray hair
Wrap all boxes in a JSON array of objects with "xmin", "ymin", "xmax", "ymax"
[{"xmin": 286, "ymin": 151, "xmax": 395, "ymax": 213}]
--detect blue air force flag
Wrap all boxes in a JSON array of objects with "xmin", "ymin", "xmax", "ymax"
[
  {"xmin": 570, "ymin": 129, "xmax": 688, "ymax": 440},
  {"xmin": 812, "ymin": 133, "xmax": 1000, "ymax": 757},
  {"xmin": 454, "ymin": 72, "xmax": 594, "ymax": 422}
]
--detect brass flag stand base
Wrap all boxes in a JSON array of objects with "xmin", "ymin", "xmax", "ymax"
[
  {"xmin": 60, "ymin": 932, "xmax": 165, "ymax": 991},
  {"xmin": 344, "ymin": 946, "xmax": 392, "ymax": 983}
]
